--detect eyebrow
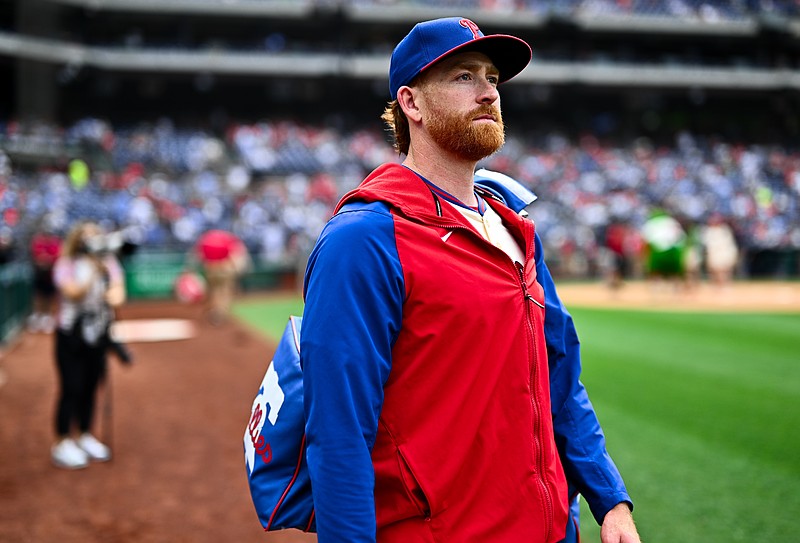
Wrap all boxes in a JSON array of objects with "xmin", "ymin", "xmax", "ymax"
[{"xmin": 447, "ymin": 58, "xmax": 500, "ymax": 76}]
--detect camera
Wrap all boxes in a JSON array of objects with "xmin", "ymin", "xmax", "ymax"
[
  {"xmin": 108, "ymin": 337, "xmax": 134, "ymax": 365},
  {"xmin": 83, "ymin": 231, "xmax": 126, "ymax": 255}
]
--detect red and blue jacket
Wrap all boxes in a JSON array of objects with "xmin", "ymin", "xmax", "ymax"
[{"xmin": 301, "ymin": 163, "xmax": 631, "ymax": 543}]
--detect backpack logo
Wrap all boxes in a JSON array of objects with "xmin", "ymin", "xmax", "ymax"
[{"xmin": 245, "ymin": 363, "xmax": 285, "ymax": 474}]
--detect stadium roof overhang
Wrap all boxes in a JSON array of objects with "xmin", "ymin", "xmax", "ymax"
[{"xmin": 1, "ymin": 30, "xmax": 799, "ymax": 91}]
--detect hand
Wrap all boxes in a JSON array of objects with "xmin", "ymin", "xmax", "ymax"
[
  {"xmin": 105, "ymin": 286, "xmax": 125, "ymax": 306},
  {"xmin": 600, "ymin": 502, "xmax": 641, "ymax": 543}
]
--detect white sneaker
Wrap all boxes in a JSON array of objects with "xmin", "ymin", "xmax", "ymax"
[
  {"xmin": 76, "ymin": 433, "xmax": 112, "ymax": 462},
  {"xmin": 52, "ymin": 438, "xmax": 89, "ymax": 470},
  {"xmin": 40, "ymin": 315, "xmax": 55, "ymax": 334},
  {"xmin": 27, "ymin": 313, "xmax": 42, "ymax": 333}
]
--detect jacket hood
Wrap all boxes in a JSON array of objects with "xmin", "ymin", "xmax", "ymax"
[
  {"xmin": 334, "ymin": 163, "xmax": 537, "ymax": 244},
  {"xmin": 335, "ymin": 163, "xmax": 443, "ymax": 220}
]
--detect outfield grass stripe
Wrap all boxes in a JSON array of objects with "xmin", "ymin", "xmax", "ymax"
[
  {"xmin": 233, "ymin": 296, "xmax": 305, "ymax": 341},
  {"xmin": 582, "ymin": 402, "xmax": 800, "ymax": 543},
  {"xmin": 590, "ymin": 362, "xmax": 798, "ymax": 472},
  {"xmin": 571, "ymin": 307, "xmax": 800, "ymax": 542},
  {"xmin": 571, "ymin": 309, "xmax": 799, "ymax": 395},
  {"xmin": 573, "ymin": 308, "xmax": 800, "ymax": 473}
]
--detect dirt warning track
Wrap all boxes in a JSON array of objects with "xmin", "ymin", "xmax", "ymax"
[{"xmin": 555, "ymin": 280, "xmax": 800, "ymax": 313}]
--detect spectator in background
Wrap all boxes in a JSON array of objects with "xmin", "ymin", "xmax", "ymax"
[
  {"xmin": 681, "ymin": 218, "xmax": 703, "ymax": 291},
  {"xmin": 51, "ymin": 221, "xmax": 127, "ymax": 470},
  {"xmin": 28, "ymin": 223, "xmax": 62, "ymax": 333},
  {"xmin": 601, "ymin": 217, "xmax": 635, "ymax": 290},
  {"xmin": 702, "ymin": 213, "xmax": 739, "ymax": 289},
  {"xmin": 0, "ymin": 226, "xmax": 16, "ymax": 265},
  {"xmin": 194, "ymin": 229, "xmax": 251, "ymax": 325}
]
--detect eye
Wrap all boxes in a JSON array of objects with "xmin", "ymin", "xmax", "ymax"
[
  {"xmin": 487, "ymin": 74, "xmax": 499, "ymax": 85},
  {"xmin": 457, "ymin": 72, "xmax": 472, "ymax": 81}
]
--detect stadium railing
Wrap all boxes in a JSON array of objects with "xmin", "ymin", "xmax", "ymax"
[{"xmin": 123, "ymin": 251, "xmax": 297, "ymax": 299}]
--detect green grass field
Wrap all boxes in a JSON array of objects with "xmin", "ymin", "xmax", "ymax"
[{"xmin": 233, "ymin": 297, "xmax": 800, "ymax": 542}]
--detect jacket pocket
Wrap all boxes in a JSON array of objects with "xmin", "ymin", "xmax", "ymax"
[{"xmin": 396, "ymin": 446, "xmax": 432, "ymax": 519}]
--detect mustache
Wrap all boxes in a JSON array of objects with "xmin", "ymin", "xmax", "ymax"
[{"xmin": 469, "ymin": 105, "xmax": 501, "ymax": 119}]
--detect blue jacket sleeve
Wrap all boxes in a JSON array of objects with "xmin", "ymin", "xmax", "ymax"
[
  {"xmin": 535, "ymin": 232, "xmax": 633, "ymax": 525},
  {"xmin": 300, "ymin": 202, "xmax": 404, "ymax": 543}
]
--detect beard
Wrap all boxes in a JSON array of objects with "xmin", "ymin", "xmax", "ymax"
[{"xmin": 426, "ymin": 103, "xmax": 505, "ymax": 162}]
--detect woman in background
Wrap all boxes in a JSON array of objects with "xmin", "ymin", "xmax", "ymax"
[
  {"xmin": 702, "ymin": 213, "xmax": 739, "ymax": 289},
  {"xmin": 50, "ymin": 222, "xmax": 126, "ymax": 470}
]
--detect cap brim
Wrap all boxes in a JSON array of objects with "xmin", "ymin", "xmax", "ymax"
[{"xmin": 419, "ymin": 34, "xmax": 532, "ymax": 85}]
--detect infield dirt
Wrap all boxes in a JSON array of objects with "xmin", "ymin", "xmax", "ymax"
[
  {"xmin": 0, "ymin": 299, "xmax": 314, "ymax": 543},
  {"xmin": 555, "ymin": 279, "xmax": 800, "ymax": 313}
]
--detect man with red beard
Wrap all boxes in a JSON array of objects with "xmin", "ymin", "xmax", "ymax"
[{"xmin": 300, "ymin": 17, "xmax": 640, "ymax": 543}]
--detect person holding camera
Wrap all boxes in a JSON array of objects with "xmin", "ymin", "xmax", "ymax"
[{"xmin": 50, "ymin": 221, "xmax": 128, "ymax": 470}]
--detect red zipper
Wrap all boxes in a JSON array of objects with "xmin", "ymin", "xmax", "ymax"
[
  {"xmin": 515, "ymin": 260, "xmax": 554, "ymax": 541},
  {"xmin": 428, "ymin": 204, "xmax": 555, "ymax": 538}
]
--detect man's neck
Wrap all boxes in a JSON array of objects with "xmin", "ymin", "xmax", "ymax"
[{"xmin": 403, "ymin": 148, "xmax": 478, "ymax": 206}]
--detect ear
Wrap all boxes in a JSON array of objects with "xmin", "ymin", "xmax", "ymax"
[{"xmin": 397, "ymin": 86, "xmax": 423, "ymax": 124}]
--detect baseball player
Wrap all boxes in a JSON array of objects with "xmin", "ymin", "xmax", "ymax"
[{"xmin": 299, "ymin": 17, "xmax": 640, "ymax": 543}]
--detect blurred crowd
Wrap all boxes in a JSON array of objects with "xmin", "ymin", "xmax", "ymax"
[
  {"xmin": 1, "ymin": 117, "xmax": 798, "ymax": 279},
  {"xmin": 480, "ymin": 130, "xmax": 800, "ymax": 276},
  {"xmin": 0, "ymin": 118, "xmax": 397, "ymax": 272}
]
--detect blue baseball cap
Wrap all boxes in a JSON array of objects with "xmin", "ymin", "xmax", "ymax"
[{"xmin": 389, "ymin": 17, "xmax": 532, "ymax": 99}]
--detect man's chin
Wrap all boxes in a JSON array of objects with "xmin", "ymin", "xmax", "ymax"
[
  {"xmin": 457, "ymin": 143, "xmax": 503, "ymax": 162},
  {"xmin": 467, "ymin": 132, "xmax": 504, "ymax": 160},
  {"xmin": 428, "ymin": 115, "xmax": 504, "ymax": 161}
]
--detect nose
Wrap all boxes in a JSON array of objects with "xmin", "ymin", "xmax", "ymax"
[{"xmin": 478, "ymin": 78, "xmax": 499, "ymax": 104}]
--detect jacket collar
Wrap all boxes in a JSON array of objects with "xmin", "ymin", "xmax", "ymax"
[{"xmin": 335, "ymin": 163, "xmax": 534, "ymax": 246}]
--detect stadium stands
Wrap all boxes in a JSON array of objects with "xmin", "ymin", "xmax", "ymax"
[{"xmin": 1, "ymin": 117, "xmax": 798, "ymax": 279}]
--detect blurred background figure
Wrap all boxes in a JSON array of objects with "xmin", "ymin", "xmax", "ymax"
[
  {"xmin": 681, "ymin": 218, "xmax": 703, "ymax": 292},
  {"xmin": 51, "ymin": 221, "xmax": 127, "ymax": 470},
  {"xmin": 28, "ymin": 220, "xmax": 62, "ymax": 333},
  {"xmin": 174, "ymin": 268, "xmax": 208, "ymax": 305},
  {"xmin": 641, "ymin": 209, "xmax": 688, "ymax": 291},
  {"xmin": 601, "ymin": 217, "xmax": 637, "ymax": 291},
  {"xmin": 0, "ymin": 226, "xmax": 17, "ymax": 265},
  {"xmin": 702, "ymin": 213, "xmax": 740, "ymax": 289},
  {"xmin": 194, "ymin": 229, "xmax": 251, "ymax": 325}
]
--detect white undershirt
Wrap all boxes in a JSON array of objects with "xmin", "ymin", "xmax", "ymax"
[{"xmin": 450, "ymin": 202, "xmax": 526, "ymax": 264}]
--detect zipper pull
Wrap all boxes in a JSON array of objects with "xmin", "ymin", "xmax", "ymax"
[{"xmin": 516, "ymin": 261, "xmax": 545, "ymax": 309}]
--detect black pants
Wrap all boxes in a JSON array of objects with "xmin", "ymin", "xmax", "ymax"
[{"xmin": 54, "ymin": 328, "xmax": 107, "ymax": 437}]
